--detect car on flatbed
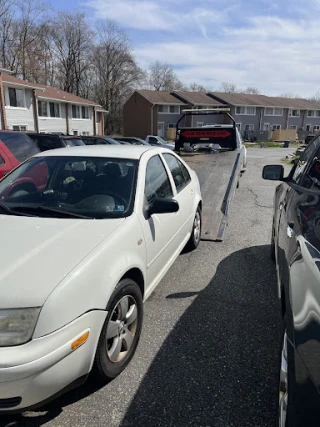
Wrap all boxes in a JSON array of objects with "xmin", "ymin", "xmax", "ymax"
[
  {"xmin": 263, "ymin": 135, "xmax": 320, "ymax": 427},
  {"xmin": 145, "ymin": 135, "xmax": 174, "ymax": 150},
  {"xmin": 0, "ymin": 145, "xmax": 202, "ymax": 412}
]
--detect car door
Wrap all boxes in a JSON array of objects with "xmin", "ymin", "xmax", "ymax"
[
  {"xmin": 137, "ymin": 154, "xmax": 183, "ymax": 296},
  {"xmin": 162, "ymin": 153, "xmax": 195, "ymax": 240},
  {"xmin": 277, "ymin": 137, "xmax": 320, "ymax": 392},
  {"xmin": 277, "ymin": 140, "xmax": 319, "ymax": 279}
]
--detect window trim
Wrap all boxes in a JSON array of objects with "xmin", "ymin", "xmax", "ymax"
[
  {"xmin": 38, "ymin": 100, "xmax": 48, "ymax": 117},
  {"xmin": 49, "ymin": 101, "xmax": 61, "ymax": 118},
  {"xmin": 235, "ymin": 106, "xmax": 256, "ymax": 116},
  {"xmin": 272, "ymin": 124, "xmax": 282, "ymax": 130},
  {"xmin": 244, "ymin": 124, "xmax": 255, "ymax": 131},
  {"xmin": 158, "ymin": 105, "xmax": 180, "ymax": 114},
  {"xmin": 263, "ymin": 123, "xmax": 270, "ymax": 131},
  {"xmin": 12, "ymin": 125, "xmax": 28, "ymax": 131},
  {"xmin": 264, "ymin": 107, "xmax": 283, "ymax": 117},
  {"xmin": 6, "ymin": 87, "xmax": 26, "ymax": 109},
  {"xmin": 289, "ymin": 125, "xmax": 297, "ymax": 130},
  {"xmin": 289, "ymin": 109, "xmax": 300, "ymax": 117}
]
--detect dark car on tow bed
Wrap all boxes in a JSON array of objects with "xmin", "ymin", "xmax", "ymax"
[{"xmin": 263, "ymin": 135, "xmax": 320, "ymax": 426}]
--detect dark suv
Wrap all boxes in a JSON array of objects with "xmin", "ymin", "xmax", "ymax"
[
  {"xmin": 263, "ymin": 136, "xmax": 320, "ymax": 426},
  {"xmin": 27, "ymin": 133, "xmax": 85, "ymax": 152},
  {"xmin": 81, "ymin": 136, "xmax": 121, "ymax": 145}
]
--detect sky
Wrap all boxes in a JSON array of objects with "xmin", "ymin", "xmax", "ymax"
[{"xmin": 47, "ymin": 0, "xmax": 320, "ymax": 98}]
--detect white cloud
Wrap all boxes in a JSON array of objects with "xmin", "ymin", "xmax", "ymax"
[
  {"xmin": 84, "ymin": 0, "xmax": 174, "ymax": 30},
  {"xmin": 84, "ymin": 0, "xmax": 320, "ymax": 97}
]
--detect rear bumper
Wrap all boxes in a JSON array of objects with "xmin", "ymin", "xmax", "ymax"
[{"xmin": 0, "ymin": 310, "xmax": 106, "ymax": 412}]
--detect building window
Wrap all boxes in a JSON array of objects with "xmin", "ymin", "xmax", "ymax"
[
  {"xmin": 8, "ymin": 87, "xmax": 25, "ymax": 108},
  {"xmin": 72, "ymin": 105, "xmax": 80, "ymax": 119},
  {"xmin": 245, "ymin": 124, "xmax": 254, "ymax": 131},
  {"xmin": 313, "ymin": 125, "xmax": 320, "ymax": 132},
  {"xmin": 82, "ymin": 131, "xmax": 90, "ymax": 136},
  {"xmin": 235, "ymin": 106, "xmax": 256, "ymax": 115},
  {"xmin": 158, "ymin": 105, "xmax": 180, "ymax": 114},
  {"xmin": 307, "ymin": 110, "xmax": 320, "ymax": 117},
  {"xmin": 82, "ymin": 106, "xmax": 89, "ymax": 119},
  {"xmin": 306, "ymin": 124, "xmax": 311, "ymax": 131},
  {"xmin": 263, "ymin": 123, "xmax": 270, "ymax": 131},
  {"xmin": 49, "ymin": 102, "xmax": 60, "ymax": 118},
  {"xmin": 265, "ymin": 108, "xmax": 283, "ymax": 116},
  {"xmin": 168, "ymin": 123, "xmax": 176, "ymax": 128},
  {"xmin": 272, "ymin": 124, "xmax": 281, "ymax": 130},
  {"xmin": 38, "ymin": 100, "xmax": 48, "ymax": 117},
  {"xmin": 289, "ymin": 109, "xmax": 300, "ymax": 117},
  {"xmin": 289, "ymin": 125, "xmax": 297, "ymax": 130},
  {"xmin": 12, "ymin": 125, "xmax": 27, "ymax": 131},
  {"xmin": 73, "ymin": 130, "xmax": 78, "ymax": 135}
]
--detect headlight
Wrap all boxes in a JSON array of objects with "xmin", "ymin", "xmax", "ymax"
[{"xmin": 0, "ymin": 308, "xmax": 41, "ymax": 346}]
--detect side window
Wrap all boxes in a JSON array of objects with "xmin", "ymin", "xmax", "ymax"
[
  {"xmin": 162, "ymin": 153, "xmax": 191, "ymax": 193},
  {"xmin": 0, "ymin": 155, "xmax": 5, "ymax": 165},
  {"xmin": 149, "ymin": 137, "xmax": 158, "ymax": 143},
  {"xmin": 301, "ymin": 141, "xmax": 320, "ymax": 190},
  {"xmin": 292, "ymin": 139, "xmax": 318, "ymax": 185},
  {"xmin": 145, "ymin": 155, "xmax": 173, "ymax": 204}
]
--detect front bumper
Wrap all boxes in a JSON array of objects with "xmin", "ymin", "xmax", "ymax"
[{"xmin": 0, "ymin": 310, "xmax": 106, "ymax": 412}]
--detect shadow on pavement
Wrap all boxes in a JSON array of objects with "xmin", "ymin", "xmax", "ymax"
[{"xmin": 120, "ymin": 245, "xmax": 281, "ymax": 427}]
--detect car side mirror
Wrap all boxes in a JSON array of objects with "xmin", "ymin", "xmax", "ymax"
[
  {"xmin": 262, "ymin": 165, "xmax": 284, "ymax": 181},
  {"xmin": 148, "ymin": 198, "xmax": 179, "ymax": 216}
]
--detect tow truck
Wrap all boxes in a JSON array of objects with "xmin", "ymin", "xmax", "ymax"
[{"xmin": 175, "ymin": 108, "xmax": 246, "ymax": 241}]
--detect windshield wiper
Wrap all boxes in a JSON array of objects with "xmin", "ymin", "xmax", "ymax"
[{"xmin": 10, "ymin": 205, "xmax": 92, "ymax": 219}]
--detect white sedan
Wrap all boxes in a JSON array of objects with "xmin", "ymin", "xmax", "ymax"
[{"xmin": 0, "ymin": 145, "xmax": 202, "ymax": 412}]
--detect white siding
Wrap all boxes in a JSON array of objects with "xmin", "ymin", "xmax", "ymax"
[
  {"xmin": 69, "ymin": 105, "xmax": 94, "ymax": 135},
  {"xmin": 5, "ymin": 87, "xmax": 35, "ymax": 131},
  {"xmin": 38, "ymin": 103, "xmax": 67, "ymax": 133}
]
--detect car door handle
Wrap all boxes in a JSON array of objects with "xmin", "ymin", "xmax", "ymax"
[{"xmin": 287, "ymin": 222, "xmax": 295, "ymax": 238}]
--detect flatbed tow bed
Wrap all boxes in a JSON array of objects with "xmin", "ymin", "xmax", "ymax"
[{"xmin": 175, "ymin": 109, "xmax": 245, "ymax": 242}]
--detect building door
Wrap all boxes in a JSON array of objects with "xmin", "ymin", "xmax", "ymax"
[{"xmin": 157, "ymin": 122, "xmax": 164, "ymax": 137}]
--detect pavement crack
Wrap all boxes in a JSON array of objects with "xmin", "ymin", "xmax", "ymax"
[{"xmin": 247, "ymin": 187, "xmax": 273, "ymax": 209}]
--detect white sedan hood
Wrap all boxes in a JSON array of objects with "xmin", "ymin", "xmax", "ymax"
[{"xmin": 0, "ymin": 215, "xmax": 124, "ymax": 308}]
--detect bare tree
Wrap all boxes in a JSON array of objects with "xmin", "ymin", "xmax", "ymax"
[
  {"xmin": 219, "ymin": 82, "xmax": 238, "ymax": 93},
  {"xmin": 148, "ymin": 61, "xmax": 184, "ymax": 91},
  {"xmin": 50, "ymin": 11, "xmax": 94, "ymax": 96},
  {"xmin": 279, "ymin": 92, "xmax": 300, "ymax": 98},
  {"xmin": 91, "ymin": 20, "xmax": 144, "ymax": 134},
  {"xmin": 189, "ymin": 82, "xmax": 207, "ymax": 92},
  {"xmin": 243, "ymin": 86, "xmax": 260, "ymax": 94}
]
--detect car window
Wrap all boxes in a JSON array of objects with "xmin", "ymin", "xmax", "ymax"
[
  {"xmin": 162, "ymin": 153, "xmax": 190, "ymax": 193},
  {"xmin": 0, "ymin": 133, "xmax": 39, "ymax": 162},
  {"xmin": 0, "ymin": 156, "xmax": 138, "ymax": 219},
  {"xmin": 0, "ymin": 155, "xmax": 5, "ymax": 165},
  {"xmin": 300, "ymin": 140, "xmax": 320, "ymax": 190},
  {"xmin": 149, "ymin": 137, "xmax": 158, "ymax": 143},
  {"xmin": 34, "ymin": 136, "xmax": 62, "ymax": 151},
  {"xmin": 292, "ymin": 138, "xmax": 319, "ymax": 185},
  {"xmin": 145, "ymin": 155, "xmax": 173, "ymax": 204}
]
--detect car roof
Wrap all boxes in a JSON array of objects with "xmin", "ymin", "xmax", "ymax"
[{"xmin": 33, "ymin": 145, "xmax": 159, "ymax": 159}]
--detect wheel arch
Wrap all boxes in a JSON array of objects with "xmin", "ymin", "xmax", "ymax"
[{"xmin": 121, "ymin": 268, "xmax": 145, "ymax": 299}]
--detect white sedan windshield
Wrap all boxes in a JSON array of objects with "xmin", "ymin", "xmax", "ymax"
[{"xmin": 0, "ymin": 156, "xmax": 138, "ymax": 219}]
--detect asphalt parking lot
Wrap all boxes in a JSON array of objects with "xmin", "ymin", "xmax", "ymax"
[{"xmin": 1, "ymin": 148, "xmax": 292, "ymax": 427}]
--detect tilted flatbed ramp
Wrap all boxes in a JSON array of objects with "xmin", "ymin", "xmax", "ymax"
[{"xmin": 181, "ymin": 151, "xmax": 240, "ymax": 242}]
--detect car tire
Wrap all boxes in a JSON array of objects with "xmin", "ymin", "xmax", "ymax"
[
  {"xmin": 92, "ymin": 278, "xmax": 143, "ymax": 382},
  {"xmin": 185, "ymin": 206, "xmax": 202, "ymax": 251}
]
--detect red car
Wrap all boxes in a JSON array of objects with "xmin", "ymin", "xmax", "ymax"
[{"xmin": 0, "ymin": 131, "xmax": 39, "ymax": 179}]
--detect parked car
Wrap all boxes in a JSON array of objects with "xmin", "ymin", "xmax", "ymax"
[
  {"xmin": 81, "ymin": 136, "xmax": 121, "ymax": 146},
  {"xmin": 0, "ymin": 145, "xmax": 202, "ymax": 412},
  {"xmin": 145, "ymin": 135, "xmax": 174, "ymax": 150},
  {"xmin": 112, "ymin": 137, "xmax": 150, "ymax": 146},
  {"xmin": 0, "ymin": 131, "xmax": 39, "ymax": 179},
  {"xmin": 263, "ymin": 135, "xmax": 320, "ymax": 426},
  {"xmin": 27, "ymin": 133, "xmax": 85, "ymax": 152}
]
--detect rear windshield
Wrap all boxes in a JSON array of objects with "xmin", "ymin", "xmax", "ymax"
[
  {"xmin": 0, "ymin": 132, "xmax": 39, "ymax": 162},
  {"xmin": 63, "ymin": 138, "xmax": 85, "ymax": 147}
]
